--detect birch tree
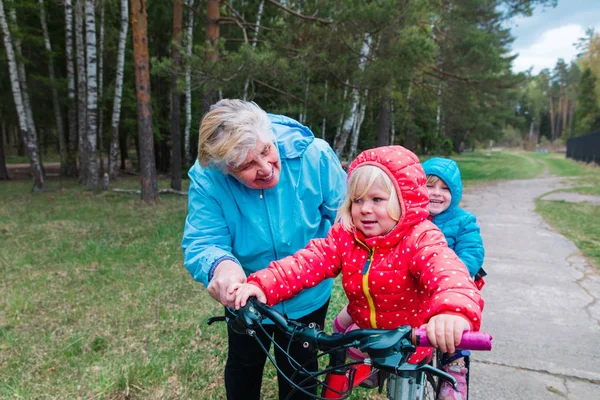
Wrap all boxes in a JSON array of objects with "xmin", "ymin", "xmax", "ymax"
[
  {"xmin": 183, "ymin": 0, "xmax": 194, "ymax": 167},
  {"xmin": 65, "ymin": 0, "xmax": 78, "ymax": 176},
  {"xmin": 97, "ymin": 0, "xmax": 105, "ymax": 176},
  {"xmin": 0, "ymin": 0, "xmax": 43, "ymax": 191},
  {"xmin": 334, "ymin": 33, "xmax": 371, "ymax": 158},
  {"xmin": 38, "ymin": 0, "xmax": 67, "ymax": 176},
  {"xmin": 170, "ymin": 0, "xmax": 183, "ymax": 191},
  {"xmin": 109, "ymin": 0, "xmax": 128, "ymax": 179},
  {"xmin": 84, "ymin": 0, "xmax": 98, "ymax": 189},
  {"xmin": 130, "ymin": 0, "xmax": 158, "ymax": 202},
  {"xmin": 9, "ymin": 5, "xmax": 39, "ymax": 162},
  {"xmin": 75, "ymin": 0, "xmax": 87, "ymax": 182},
  {"xmin": 242, "ymin": 0, "xmax": 264, "ymax": 101}
]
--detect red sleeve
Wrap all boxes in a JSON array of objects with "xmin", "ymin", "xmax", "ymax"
[
  {"xmin": 408, "ymin": 224, "xmax": 484, "ymax": 330},
  {"xmin": 247, "ymin": 225, "xmax": 345, "ymax": 305}
]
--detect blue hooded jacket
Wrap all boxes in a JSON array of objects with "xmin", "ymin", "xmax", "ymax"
[
  {"xmin": 182, "ymin": 114, "xmax": 347, "ymax": 319},
  {"xmin": 422, "ymin": 157, "xmax": 484, "ymax": 277}
]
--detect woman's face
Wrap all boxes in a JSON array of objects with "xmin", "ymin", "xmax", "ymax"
[{"xmin": 228, "ymin": 139, "xmax": 281, "ymax": 190}]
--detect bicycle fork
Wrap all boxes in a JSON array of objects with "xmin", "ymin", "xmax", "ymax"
[{"xmin": 387, "ymin": 372, "xmax": 428, "ymax": 400}]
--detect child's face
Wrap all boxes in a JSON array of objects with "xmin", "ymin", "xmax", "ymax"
[
  {"xmin": 351, "ymin": 180, "xmax": 397, "ymax": 237},
  {"xmin": 426, "ymin": 179, "xmax": 452, "ymax": 216}
]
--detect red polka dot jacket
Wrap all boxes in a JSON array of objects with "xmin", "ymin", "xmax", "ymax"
[{"xmin": 247, "ymin": 146, "xmax": 484, "ymax": 350}]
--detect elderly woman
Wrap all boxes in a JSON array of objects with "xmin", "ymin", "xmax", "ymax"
[{"xmin": 182, "ymin": 99, "xmax": 346, "ymax": 400}]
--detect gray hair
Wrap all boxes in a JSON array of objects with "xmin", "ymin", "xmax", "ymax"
[{"xmin": 197, "ymin": 99, "xmax": 275, "ymax": 171}]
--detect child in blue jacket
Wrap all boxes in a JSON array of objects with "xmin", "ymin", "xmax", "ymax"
[{"xmin": 422, "ymin": 157, "xmax": 485, "ymax": 400}]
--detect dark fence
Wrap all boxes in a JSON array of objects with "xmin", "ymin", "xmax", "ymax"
[{"xmin": 566, "ymin": 130, "xmax": 600, "ymax": 165}]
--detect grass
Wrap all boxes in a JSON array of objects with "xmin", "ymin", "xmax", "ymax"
[
  {"xmin": 528, "ymin": 152, "xmax": 600, "ymax": 268},
  {"xmin": 1, "ymin": 149, "xmax": 598, "ymax": 398}
]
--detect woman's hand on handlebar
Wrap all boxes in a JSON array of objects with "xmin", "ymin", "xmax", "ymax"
[
  {"xmin": 207, "ymin": 260, "xmax": 247, "ymax": 308},
  {"xmin": 230, "ymin": 282, "xmax": 267, "ymax": 309},
  {"xmin": 423, "ymin": 314, "xmax": 471, "ymax": 354}
]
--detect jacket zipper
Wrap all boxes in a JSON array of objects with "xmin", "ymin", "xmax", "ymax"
[
  {"xmin": 357, "ymin": 239, "xmax": 377, "ymax": 328},
  {"xmin": 261, "ymin": 188, "xmax": 286, "ymax": 315}
]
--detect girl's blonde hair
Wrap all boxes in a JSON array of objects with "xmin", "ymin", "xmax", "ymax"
[
  {"xmin": 426, "ymin": 174, "xmax": 441, "ymax": 185},
  {"xmin": 197, "ymin": 99, "xmax": 275, "ymax": 171},
  {"xmin": 336, "ymin": 165, "xmax": 402, "ymax": 231}
]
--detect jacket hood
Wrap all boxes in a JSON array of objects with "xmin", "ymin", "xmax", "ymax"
[
  {"xmin": 422, "ymin": 157, "xmax": 462, "ymax": 212},
  {"xmin": 347, "ymin": 146, "xmax": 429, "ymax": 247},
  {"xmin": 268, "ymin": 114, "xmax": 314, "ymax": 159}
]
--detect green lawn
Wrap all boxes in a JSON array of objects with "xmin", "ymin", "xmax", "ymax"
[{"xmin": 1, "ymin": 150, "xmax": 598, "ymax": 398}]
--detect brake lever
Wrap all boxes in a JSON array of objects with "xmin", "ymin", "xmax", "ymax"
[
  {"xmin": 207, "ymin": 316, "xmax": 226, "ymax": 325},
  {"xmin": 413, "ymin": 364, "xmax": 458, "ymax": 389}
]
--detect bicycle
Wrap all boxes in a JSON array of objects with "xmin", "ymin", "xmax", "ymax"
[{"xmin": 208, "ymin": 298, "xmax": 492, "ymax": 400}]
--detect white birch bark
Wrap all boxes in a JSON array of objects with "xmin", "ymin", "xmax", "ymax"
[
  {"xmin": 97, "ymin": 0, "xmax": 105, "ymax": 175},
  {"xmin": 183, "ymin": 0, "xmax": 194, "ymax": 167},
  {"xmin": 9, "ymin": 7, "xmax": 38, "ymax": 154},
  {"xmin": 39, "ymin": 0, "xmax": 67, "ymax": 174},
  {"xmin": 65, "ymin": 0, "xmax": 78, "ymax": 176},
  {"xmin": 334, "ymin": 33, "xmax": 371, "ymax": 158},
  {"xmin": 84, "ymin": 0, "xmax": 98, "ymax": 189},
  {"xmin": 242, "ymin": 0, "xmax": 264, "ymax": 101},
  {"xmin": 109, "ymin": 0, "xmax": 128, "ymax": 178},
  {"xmin": 0, "ymin": 0, "xmax": 43, "ymax": 191},
  {"xmin": 348, "ymin": 88, "xmax": 368, "ymax": 160},
  {"xmin": 75, "ymin": 0, "xmax": 87, "ymax": 182}
]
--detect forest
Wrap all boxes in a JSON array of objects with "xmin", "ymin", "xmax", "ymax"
[{"xmin": 1, "ymin": 0, "xmax": 599, "ymax": 200}]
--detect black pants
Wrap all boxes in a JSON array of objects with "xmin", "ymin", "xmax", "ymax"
[{"xmin": 224, "ymin": 300, "xmax": 330, "ymax": 400}]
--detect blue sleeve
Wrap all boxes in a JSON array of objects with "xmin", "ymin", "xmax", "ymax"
[
  {"xmin": 181, "ymin": 171, "xmax": 241, "ymax": 287},
  {"xmin": 454, "ymin": 214, "xmax": 485, "ymax": 277},
  {"xmin": 316, "ymin": 139, "xmax": 347, "ymax": 223}
]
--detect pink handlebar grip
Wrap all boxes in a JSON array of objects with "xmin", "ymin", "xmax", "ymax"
[{"xmin": 413, "ymin": 328, "xmax": 493, "ymax": 351}]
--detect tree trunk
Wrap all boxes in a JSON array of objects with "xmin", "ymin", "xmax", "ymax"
[
  {"xmin": 65, "ymin": 0, "xmax": 78, "ymax": 176},
  {"xmin": 84, "ymin": 0, "xmax": 98, "ymax": 189},
  {"xmin": 97, "ymin": 0, "xmax": 105, "ymax": 176},
  {"xmin": 170, "ymin": 0, "xmax": 183, "ymax": 190},
  {"xmin": 242, "ymin": 0, "xmax": 264, "ymax": 101},
  {"xmin": 376, "ymin": 92, "xmax": 391, "ymax": 147},
  {"xmin": 10, "ymin": 7, "xmax": 40, "ymax": 164},
  {"xmin": 110, "ymin": 0, "xmax": 128, "ymax": 179},
  {"xmin": 75, "ymin": 0, "xmax": 87, "ymax": 183},
  {"xmin": 348, "ymin": 89, "xmax": 368, "ymax": 160},
  {"xmin": 184, "ymin": 0, "xmax": 194, "ymax": 167},
  {"xmin": 0, "ymin": 0, "xmax": 43, "ymax": 190},
  {"xmin": 405, "ymin": 84, "xmax": 415, "ymax": 150},
  {"xmin": 39, "ymin": 0, "xmax": 67, "ymax": 177},
  {"xmin": 130, "ymin": 0, "xmax": 158, "ymax": 202},
  {"xmin": 200, "ymin": 0, "xmax": 220, "ymax": 116},
  {"xmin": 334, "ymin": 33, "xmax": 371, "ymax": 158},
  {"xmin": 321, "ymin": 80, "xmax": 328, "ymax": 139},
  {"xmin": 0, "ymin": 122, "xmax": 8, "ymax": 180}
]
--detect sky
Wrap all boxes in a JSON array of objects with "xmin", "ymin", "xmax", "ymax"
[{"xmin": 507, "ymin": 0, "xmax": 600, "ymax": 74}]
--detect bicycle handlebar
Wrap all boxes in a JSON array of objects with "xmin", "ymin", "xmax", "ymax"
[{"xmin": 232, "ymin": 298, "xmax": 492, "ymax": 352}]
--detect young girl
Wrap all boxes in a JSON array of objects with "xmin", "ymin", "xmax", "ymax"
[
  {"xmin": 232, "ymin": 146, "xmax": 484, "ymax": 370},
  {"xmin": 422, "ymin": 156, "xmax": 486, "ymax": 400}
]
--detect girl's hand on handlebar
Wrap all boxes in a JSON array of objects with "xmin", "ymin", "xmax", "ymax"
[
  {"xmin": 423, "ymin": 314, "xmax": 471, "ymax": 354},
  {"xmin": 231, "ymin": 283, "xmax": 267, "ymax": 309}
]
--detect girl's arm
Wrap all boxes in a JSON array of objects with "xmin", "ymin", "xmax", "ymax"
[
  {"xmin": 409, "ymin": 224, "xmax": 484, "ymax": 331},
  {"xmin": 454, "ymin": 213, "xmax": 485, "ymax": 277},
  {"xmin": 247, "ymin": 225, "xmax": 346, "ymax": 305}
]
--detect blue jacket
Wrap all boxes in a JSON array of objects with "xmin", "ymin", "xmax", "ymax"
[
  {"xmin": 182, "ymin": 114, "xmax": 347, "ymax": 319},
  {"xmin": 422, "ymin": 157, "xmax": 484, "ymax": 277}
]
